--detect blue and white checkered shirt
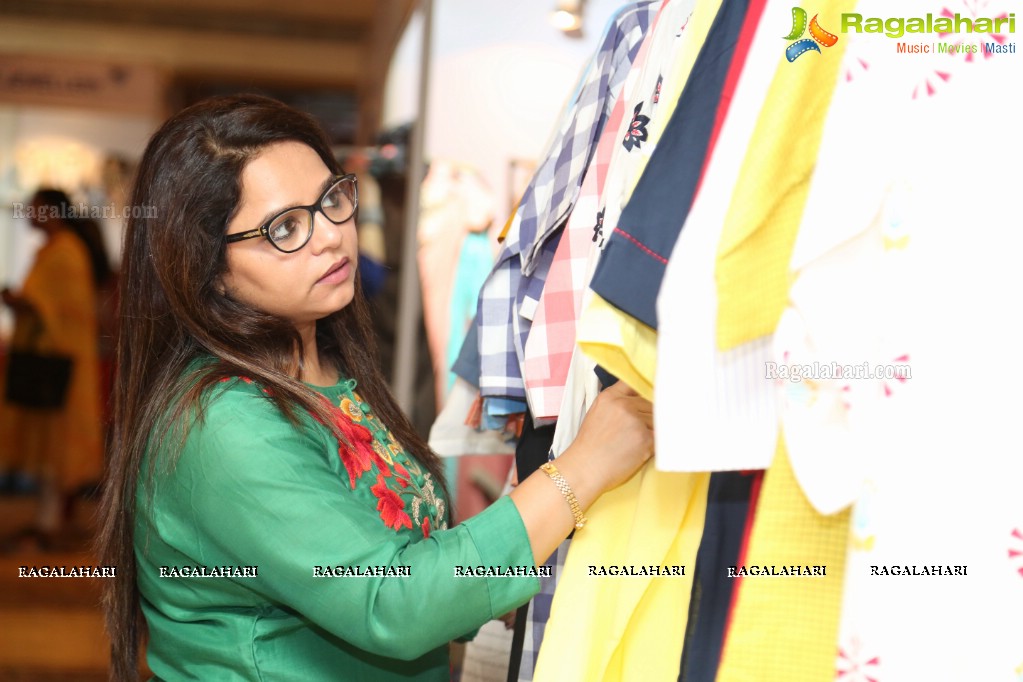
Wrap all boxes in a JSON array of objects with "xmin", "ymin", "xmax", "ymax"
[{"xmin": 475, "ymin": 1, "xmax": 659, "ymax": 402}]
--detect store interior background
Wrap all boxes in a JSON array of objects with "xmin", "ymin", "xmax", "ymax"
[{"xmin": 0, "ymin": 0, "xmax": 625, "ymax": 678}]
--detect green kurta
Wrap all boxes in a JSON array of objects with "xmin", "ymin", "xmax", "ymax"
[{"xmin": 135, "ymin": 375, "xmax": 539, "ymax": 680}]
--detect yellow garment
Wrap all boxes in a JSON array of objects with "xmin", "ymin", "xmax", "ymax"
[
  {"xmin": 0, "ymin": 230, "xmax": 103, "ymax": 493},
  {"xmin": 717, "ymin": 440, "xmax": 851, "ymax": 682},
  {"xmin": 576, "ymin": 294, "xmax": 656, "ymax": 401},
  {"xmin": 713, "ymin": 10, "xmax": 851, "ymax": 350},
  {"xmin": 535, "ymin": 1, "xmax": 722, "ymax": 679},
  {"xmin": 535, "ymin": 464, "xmax": 709, "ymax": 681},
  {"xmin": 713, "ymin": 6, "xmax": 856, "ymax": 680}
]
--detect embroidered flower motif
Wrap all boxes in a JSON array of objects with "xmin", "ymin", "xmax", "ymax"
[
  {"xmin": 340, "ymin": 396, "xmax": 364, "ymax": 423},
  {"xmin": 318, "ymin": 387, "xmax": 446, "ymax": 535},
  {"xmin": 324, "ymin": 398, "xmax": 384, "ymax": 488},
  {"xmin": 393, "ymin": 461, "xmax": 410, "ymax": 480},
  {"xmin": 676, "ymin": 13, "xmax": 690, "ymax": 37},
  {"xmin": 372, "ymin": 439, "xmax": 394, "ymax": 465},
  {"xmin": 410, "ymin": 474, "xmax": 446, "ymax": 535},
  {"xmin": 622, "ymin": 102, "xmax": 650, "ymax": 151},
  {"xmin": 403, "ymin": 457, "xmax": 423, "ymax": 478},
  {"xmin": 337, "ymin": 435, "xmax": 376, "ymax": 488},
  {"xmin": 371, "ymin": 474, "xmax": 412, "ymax": 531},
  {"xmin": 592, "ymin": 207, "xmax": 605, "ymax": 245}
]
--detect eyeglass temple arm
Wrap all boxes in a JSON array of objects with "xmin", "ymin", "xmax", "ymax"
[{"xmin": 224, "ymin": 227, "xmax": 265, "ymax": 243}]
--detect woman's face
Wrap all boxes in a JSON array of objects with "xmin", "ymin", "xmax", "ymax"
[{"xmin": 222, "ymin": 141, "xmax": 359, "ymax": 331}]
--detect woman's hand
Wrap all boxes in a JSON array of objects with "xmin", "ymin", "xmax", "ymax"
[
  {"xmin": 2, "ymin": 289, "xmax": 35, "ymax": 314},
  {"xmin": 508, "ymin": 380, "xmax": 654, "ymax": 565},
  {"xmin": 558, "ymin": 380, "xmax": 654, "ymax": 495}
]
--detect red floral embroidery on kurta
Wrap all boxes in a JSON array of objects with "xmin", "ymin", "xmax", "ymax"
[
  {"xmin": 371, "ymin": 474, "xmax": 412, "ymax": 531},
  {"xmin": 332, "ymin": 418, "xmax": 376, "ymax": 488},
  {"xmin": 314, "ymin": 396, "xmax": 390, "ymax": 489},
  {"xmin": 422, "ymin": 516, "xmax": 431, "ymax": 539},
  {"xmin": 393, "ymin": 461, "xmax": 410, "ymax": 480}
]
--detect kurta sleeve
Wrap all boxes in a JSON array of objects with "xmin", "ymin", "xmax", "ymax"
[{"xmin": 140, "ymin": 384, "xmax": 539, "ymax": 662}]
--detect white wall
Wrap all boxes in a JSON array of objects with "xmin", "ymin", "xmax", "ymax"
[{"xmin": 384, "ymin": 0, "xmax": 631, "ymax": 223}]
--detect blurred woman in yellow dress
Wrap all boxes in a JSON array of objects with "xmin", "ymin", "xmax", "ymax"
[{"xmin": 0, "ymin": 188, "xmax": 104, "ymax": 544}]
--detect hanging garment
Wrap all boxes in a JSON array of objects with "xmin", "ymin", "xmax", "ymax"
[
  {"xmin": 514, "ymin": 539, "xmax": 571, "ymax": 682},
  {"xmin": 586, "ymin": 0, "xmax": 751, "ymax": 331},
  {"xmin": 428, "ymin": 379, "xmax": 515, "ymax": 459},
  {"xmin": 418, "ymin": 161, "xmax": 496, "ymax": 407},
  {"xmin": 508, "ymin": 407, "xmax": 559, "ymax": 682},
  {"xmin": 677, "ymin": 471, "xmax": 755, "ymax": 682},
  {"xmin": 546, "ymin": 0, "xmax": 702, "ymax": 443},
  {"xmin": 696, "ymin": 2, "xmax": 856, "ymax": 680},
  {"xmin": 475, "ymin": 1, "xmax": 657, "ymax": 400},
  {"xmin": 534, "ymin": 463, "xmax": 709, "ymax": 682},
  {"xmin": 762, "ymin": 0, "xmax": 1023, "ymax": 676},
  {"xmin": 450, "ymin": 238, "xmax": 495, "ymax": 388},
  {"xmin": 716, "ymin": 440, "xmax": 852, "ymax": 682},
  {"xmin": 529, "ymin": 1, "xmax": 717, "ymax": 675},
  {"xmin": 574, "ymin": 294, "xmax": 656, "ymax": 400},
  {"xmin": 521, "ymin": 0, "xmax": 690, "ymax": 418},
  {"xmin": 652, "ymin": 0, "xmax": 829, "ymax": 474},
  {"xmin": 534, "ymin": 0, "xmax": 762, "ymax": 678},
  {"xmin": 577, "ymin": 0, "xmax": 763, "ymax": 398},
  {"xmin": 519, "ymin": 76, "xmax": 625, "ymax": 421},
  {"xmin": 650, "ymin": 107, "xmax": 775, "ymax": 467}
]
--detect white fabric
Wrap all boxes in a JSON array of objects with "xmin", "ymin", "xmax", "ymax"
[
  {"xmin": 652, "ymin": 1, "xmax": 783, "ymax": 472},
  {"xmin": 428, "ymin": 378, "xmax": 516, "ymax": 457},
  {"xmin": 600, "ymin": 0, "xmax": 697, "ymax": 241},
  {"xmin": 550, "ymin": 345, "xmax": 601, "ymax": 458},
  {"xmin": 813, "ymin": 2, "xmax": 1023, "ymax": 676}
]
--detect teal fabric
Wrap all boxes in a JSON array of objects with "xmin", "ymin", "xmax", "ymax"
[
  {"xmin": 135, "ymin": 375, "xmax": 539, "ymax": 680},
  {"xmin": 448, "ymin": 231, "xmax": 493, "ymax": 392}
]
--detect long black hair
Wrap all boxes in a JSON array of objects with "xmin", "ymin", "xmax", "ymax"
[{"xmin": 31, "ymin": 187, "xmax": 113, "ymax": 286}]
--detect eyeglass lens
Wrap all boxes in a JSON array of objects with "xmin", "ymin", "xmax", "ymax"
[{"xmin": 266, "ymin": 177, "xmax": 357, "ymax": 252}]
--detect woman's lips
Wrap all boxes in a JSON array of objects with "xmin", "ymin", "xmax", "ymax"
[{"xmin": 317, "ymin": 258, "xmax": 352, "ymax": 285}]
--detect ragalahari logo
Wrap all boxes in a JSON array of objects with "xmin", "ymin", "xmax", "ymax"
[{"xmin": 784, "ymin": 7, "xmax": 839, "ymax": 61}]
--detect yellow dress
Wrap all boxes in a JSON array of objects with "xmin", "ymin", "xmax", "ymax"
[{"xmin": 0, "ymin": 230, "xmax": 103, "ymax": 494}]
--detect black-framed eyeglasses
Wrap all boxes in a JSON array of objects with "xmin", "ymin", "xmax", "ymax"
[{"xmin": 225, "ymin": 174, "xmax": 358, "ymax": 253}]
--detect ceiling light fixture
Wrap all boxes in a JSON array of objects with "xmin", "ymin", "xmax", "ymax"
[{"xmin": 550, "ymin": 0, "xmax": 585, "ymax": 36}]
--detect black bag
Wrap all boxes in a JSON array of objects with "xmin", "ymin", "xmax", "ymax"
[{"xmin": 4, "ymin": 350, "xmax": 73, "ymax": 409}]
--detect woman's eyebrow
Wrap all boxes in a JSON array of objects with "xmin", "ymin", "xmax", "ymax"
[{"xmin": 254, "ymin": 175, "xmax": 336, "ymax": 228}]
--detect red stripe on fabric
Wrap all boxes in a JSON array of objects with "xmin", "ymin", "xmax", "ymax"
[
  {"xmin": 612, "ymin": 226, "xmax": 669, "ymax": 265},
  {"xmin": 696, "ymin": 0, "xmax": 769, "ymax": 199}
]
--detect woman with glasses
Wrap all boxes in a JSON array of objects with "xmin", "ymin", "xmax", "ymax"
[{"xmin": 97, "ymin": 95, "xmax": 653, "ymax": 681}]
